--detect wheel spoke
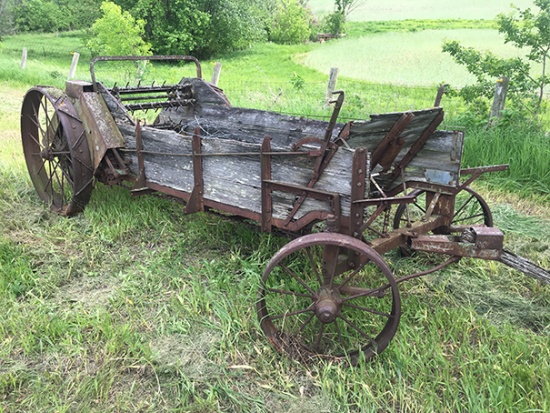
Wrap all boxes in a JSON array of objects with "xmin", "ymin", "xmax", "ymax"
[
  {"xmin": 265, "ymin": 286, "xmax": 312, "ymax": 299},
  {"xmin": 341, "ymin": 285, "xmax": 389, "ymax": 302},
  {"xmin": 270, "ymin": 306, "xmax": 314, "ymax": 321},
  {"xmin": 342, "ymin": 302, "xmax": 393, "ymax": 318},
  {"xmin": 305, "ymin": 247, "xmax": 323, "ymax": 285},
  {"xmin": 453, "ymin": 213, "xmax": 486, "ymax": 224},
  {"xmin": 339, "ymin": 259, "xmax": 370, "ymax": 289},
  {"xmin": 313, "ymin": 322, "xmax": 325, "ymax": 350},
  {"xmin": 453, "ymin": 194, "xmax": 476, "ymax": 221},
  {"xmin": 333, "ymin": 319, "xmax": 346, "ymax": 350},
  {"xmin": 280, "ymin": 263, "xmax": 317, "ymax": 295},
  {"xmin": 288, "ymin": 312, "xmax": 316, "ymax": 341},
  {"xmin": 339, "ymin": 314, "xmax": 376, "ymax": 345}
]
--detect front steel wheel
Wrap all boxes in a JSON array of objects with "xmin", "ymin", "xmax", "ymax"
[
  {"xmin": 257, "ymin": 233, "xmax": 401, "ymax": 365},
  {"xmin": 21, "ymin": 87, "xmax": 93, "ymax": 215}
]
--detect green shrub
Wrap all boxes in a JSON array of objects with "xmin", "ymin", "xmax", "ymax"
[{"xmin": 269, "ymin": 0, "xmax": 312, "ymax": 45}]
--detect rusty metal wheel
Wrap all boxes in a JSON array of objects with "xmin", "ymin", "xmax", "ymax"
[
  {"xmin": 393, "ymin": 187, "xmax": 493, "ymax": 232},
  {"xmin": 393, "ymin": 187, "xmax": 493, "ymax": 264},
  {"xmin": 21, "ymin": 87, "xmax": 93, "ymax": 216},
  {"xmin": 257, "ymin": 233, "xmax": 401, "ymax": 365}
]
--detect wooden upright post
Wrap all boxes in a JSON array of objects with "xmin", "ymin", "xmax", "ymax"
[
  {"xmin": 68, "ymin": 52, "xmax": 80, "ymax": 79},
  {"xmin": 490, "ymin": 77, "xmax": 510, "ymax": 119},
  {"xmin": 211, "ymin": 62, "xmax": 222, "ymax": 86},
  {"xmin": 324, "ymin": 67, "xmax": 339, "ymax": 108},
  {"xmin": 21, "ymin": 48, "xmax": 27, "ymax": 69}
]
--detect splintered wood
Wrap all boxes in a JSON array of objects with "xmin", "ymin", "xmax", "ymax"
[{"xmin": 104, "ymin": 78, "xmax": 464, "ymax": 222}]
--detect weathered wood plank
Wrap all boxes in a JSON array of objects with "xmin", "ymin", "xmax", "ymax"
[{"xmin": 118, "ymin": 124, "xmax": 355, "ymax": 221}]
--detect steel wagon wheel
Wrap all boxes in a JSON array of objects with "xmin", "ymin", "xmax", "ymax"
[
  {"xmin": 393, "ymin": 187, "xmax": 493, "ymax": 264},
  {"xmin": 21, "ymin": 87, "xmax": 94, "ymax": 216},
  {"xmin": 393, "ymin": 187, "xmax": 493, "ymax": 232},
  {"xmin": 257, "ymin": 233, "xmax": 401, "ymax": 365}
]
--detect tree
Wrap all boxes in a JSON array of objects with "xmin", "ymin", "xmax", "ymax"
[
  {"xmin": 335, "ymin": 0, "xmax": 366, "ymax": 21},
  {"xmin": 12, "ymin": 0, "xmax": 101, "ymax": 32},
  {"xmin": 0, "ymin": 0, "xmax": 17, "ymax": 39},
  {"xmin": 269, "ymin": 0, "xmax": 312, "ymax": 44},
  {"xmin": 443, "ymin": 0, "xmax": 550, "ymax": 114},
  {"xmin": 86, "ymin": 1, "xmax": 151, "ymax": 56}
]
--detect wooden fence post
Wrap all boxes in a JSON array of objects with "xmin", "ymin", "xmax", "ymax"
[
  {"xmin": 324, "ymin": 67, "xmax": 339, "ymax": 108},
  {"xmin": 21, "ymin": 48, "xmax": 27, "ymax": 69},
  {"xmin": 211, "ymin": 62, "xmax": 222, "ymax": 86},
  {"xmin": 68, "ymin": 52, "xmax": 80, "ymax": 79},
  {"xmin": 490, "ymin": 76, "xmax": 510, "ymax": 119}
]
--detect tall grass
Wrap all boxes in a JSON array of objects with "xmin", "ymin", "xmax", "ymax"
[{"xmin": 463, "ymin": 126, "xmax": 550, "ymax": 196}]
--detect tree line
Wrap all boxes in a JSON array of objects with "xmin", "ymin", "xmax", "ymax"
[{"xmin": 0, "ymin": 0, "xmax": 363, "ymax": 58}]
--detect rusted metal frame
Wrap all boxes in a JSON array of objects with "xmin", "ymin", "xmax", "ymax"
[
  {"xmin": 428, "ymin": 192, "xmax": 454, "ymax": 229},
  {"xmin": 119, "ymin": 149, "xmax": 314, "ymax": 157},
  {"xmin": 261, "ymin": 137, "xmax": 273, "ymax": 232},
  {"xmin": 114, "ymin": 84, "xmax": 192, "ymax": 95},
  {"xmin": 282, "ymin": 142, "xmax": 339, "ymax": 226},
  {"xmin": 411, "ymin": 227, "xmax": 504, "ymax": 260},
  {"xmin": 141, "ymin": 181, "xmax": 336, "ymax": 233},
  {"xmin": 387, "ymin": 109, "xmax": 445, "ymax": 183},
  {"xmin": 90, "ymin": 55, "xmax": 202, "ymax": 91},
  {"xmin": 369, "ymin": 214, "xmax": 447, "ymax": 255},
  {"xmin": 349, "ymin": 148, "xmax": 368, "ymax": 239},
  {"xmin": 184, "ymin": 128, "xmax": 205, "ymax": 214},
  {"xmin": 353, "ymin": 194, "xmax": 418, "ymax": 207},
  {"xmin": 282, "ymin": 91, "xmax": 345, "ymax": 226},
  {"xmin": 386, "ymin": 180, "xmax": 455, "ymax": 197},
  {"xmin": 366, "ymin": 256, "xmax": 461, "ymax": 296},
  {"xmin": 456, "ymin": 164, "xmax": 510, "ymax": 193},
  {"xmin": 434, "ymin": 84, "xmax": 449, "ymax": 107},
  {"xmin": 370, "ymin": 112, "xmax": 414, "ymax": 172},
  {"xmin": 125, "ymin": 99, "xmax": 196, "ymax": 112}
]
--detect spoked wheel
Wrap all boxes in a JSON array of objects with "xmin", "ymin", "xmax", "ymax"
[
  {"xmin": 393, "ymin": 187, "xmax": 493, "ymax": 264},
  {"xmin": 257, "ymin": 233, "xmax": 401, "ymax": 365},
  {"xmin": 393, "ymin": 187, "xmax": 493, "ymax": 232},
  {"xmin": 21, "ymin": 87, "xmax": 93, "ymax": 216}
]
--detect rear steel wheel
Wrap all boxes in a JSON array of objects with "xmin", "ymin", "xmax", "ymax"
[
  {"xmin": 393, "ymin": 187, "xmax": 493, "ymax": 232},
  {"xmin": 393, "ymin": 187, "xmax": 493, "ymax": 264},
  {"xmin": 257, "ymin": 233, "xmax": 401, "ymax": 365},
  {"xmin": 21, "ymin": 87, "xmax": 93, "ymax": 215}
]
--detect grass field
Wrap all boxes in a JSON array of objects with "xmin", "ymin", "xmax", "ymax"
[
  {"xmin": 1, "ymin": 23, "xmax": 549, "ymax": 413},
  {"xmin": 309, "ymin": 0, "xmax": 535, "ymax": 21},
  {"xmin": 300, "ymin": 29, "xmax": 527, "ymax": 87}
]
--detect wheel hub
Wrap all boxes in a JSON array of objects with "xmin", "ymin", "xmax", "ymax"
[{"xmin": 315, "ymin": 288, "xmax": 341, "ymax": 324}]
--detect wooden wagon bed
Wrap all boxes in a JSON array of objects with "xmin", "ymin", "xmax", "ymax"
[{"xmin": 97, "ymin": 77, "xmax": 463, "ymax": 227}]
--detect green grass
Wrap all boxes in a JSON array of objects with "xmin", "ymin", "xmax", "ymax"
[
  {"xmin": 301, "ymin": 29, "xmax": 530, "ymax": 87},
  {"xmin": 1, "ymin": 29, "xmax": 550, "ymax": 412},
  {"xmin": 308, "ymin": 0, "xmax": 535, "ymax": 21}
]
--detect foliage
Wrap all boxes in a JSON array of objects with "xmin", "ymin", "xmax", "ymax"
[
  {"xmin": 321, "ymin": 10, "xmax": 346, "ymax": 36},
  {"xmin": 86, "ymin": 2, "xmax": 151, "ymax": 57},
  {"xmin": 12, "ymin": 0, "xmax": 101, "ymax": 32},
  {"xmin": 443, "ymin": 0, "xmax": 550, "ymax": 117},
  {"xmin": 124, "ymin": 0, "xmax": 209, "ymax": 57},
  {"xmin": 111, "ymin": 0, "xmax": 272, "ymax": 58},
  {"xmin": 0, "ymin": 0, "xmax": 17, "ymax": 39},
  {"xmin": 269, "ymin": 0, "xmax": 313, "ymax": 45},
  {"xmin": 335, "ymin": 0, "xmax": 366, "ymax": 20},
  {"xmin": 197, "ymin": 0, "xmax": 269, "ymax": 57}
]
